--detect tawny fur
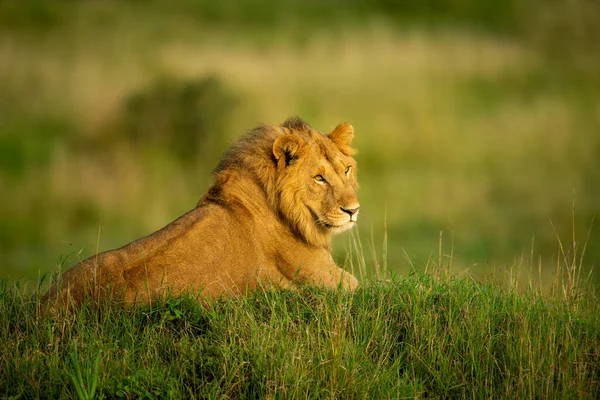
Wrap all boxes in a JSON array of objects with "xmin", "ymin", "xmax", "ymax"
[{"xmin": 43, "ymin": 117, "xmax": 360, "ymax": 307}]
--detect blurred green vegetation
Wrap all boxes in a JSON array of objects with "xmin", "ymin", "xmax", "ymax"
[
  {"xmin": 0, "ymin": 0, "xmax": 599, "ymax": 286},
  {"xmin": 97, "ymin": 76, "xmax": 237, "ymax": 165}
]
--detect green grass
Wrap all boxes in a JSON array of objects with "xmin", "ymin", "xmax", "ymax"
[{"xmin": 1, "ymin": 271, "xmax": 599, "ymax": 398}]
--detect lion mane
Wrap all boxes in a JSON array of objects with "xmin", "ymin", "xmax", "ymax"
[{"xmin": 43, "ymin": 117, "xmax": 360, "ymax": 306}]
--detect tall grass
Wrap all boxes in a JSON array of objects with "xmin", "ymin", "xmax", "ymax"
[{"xmin": 1, "ymin": 265, "xmax": 598, "ymax": 398}]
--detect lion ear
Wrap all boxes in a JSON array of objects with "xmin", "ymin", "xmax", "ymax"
[
  {"xmin": 329, "ymin": 123, "xmax": 356, "ymax": 156},
  {"xmin": 273, "ymin": 134, "xmax": 305, "ymax": 169}
]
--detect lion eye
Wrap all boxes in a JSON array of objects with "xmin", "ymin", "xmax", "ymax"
[
  {"xmin": 345, "ymin": 166, "xmax": 352, "ymax": 176},
  {"xmin": 314, "ymin": 175, "xmax": 325, "ymax": 183}
]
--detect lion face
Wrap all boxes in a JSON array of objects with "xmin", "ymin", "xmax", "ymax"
[{"xmin": 273, "ymin": 122, "xmax": 359, "ymax": 246}]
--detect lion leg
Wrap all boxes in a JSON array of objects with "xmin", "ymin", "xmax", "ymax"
[{"xmin": 299, "ymin": 264, "xmax": 359, "ymax": 291}]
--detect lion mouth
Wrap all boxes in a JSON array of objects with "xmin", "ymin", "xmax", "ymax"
[
  {"xmin": 322, "ymin": 218, "xmax": 355, "ymax": 231},
  {"xmin": 328, "ymin": 221, "xmax": 355, "ymax": 234},
  {"xmin": 307, "ymin": 207, "xmax": 357, "ymax": 232}
]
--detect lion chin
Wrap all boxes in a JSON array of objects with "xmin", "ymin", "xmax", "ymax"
[
  {"xmin": 43, "ymin": 116, "xmax": 361, "ymax": 308},
  {"xmin": 329, "ymin": 221, "xmax": 355, "ymax": 234},
  {"xmin": 319, "ymin": 215, "xmax": 358, "ymax": 233}
]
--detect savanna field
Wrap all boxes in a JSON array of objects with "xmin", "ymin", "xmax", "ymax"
[{"xmin": 1, "ymin": 1, "xmax": 600, "ymax": 398}]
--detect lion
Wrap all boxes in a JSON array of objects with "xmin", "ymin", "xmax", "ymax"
[{"xmin": 43, "ymin": 116, "xmax": 360, "ymax": 307}]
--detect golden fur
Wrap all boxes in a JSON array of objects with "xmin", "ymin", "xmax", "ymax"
[{"xmin": 43, "ymin": 117, "xmax": 360, "ymax": 307}]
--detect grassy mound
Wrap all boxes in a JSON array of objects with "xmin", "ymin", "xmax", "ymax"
[{"xmin": 2, "ymin": 273, "xmax": 598, "ymax": 398}]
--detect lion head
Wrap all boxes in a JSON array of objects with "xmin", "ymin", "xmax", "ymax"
[
  {"xmin": 210, "ymin": 116, "xmax": 359, "ymax": 249},
  {"xmin": 271, "ymin": 117, "xmax": 360, "ymax": 247}
]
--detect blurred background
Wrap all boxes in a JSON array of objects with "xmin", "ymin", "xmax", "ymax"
[{"xmin": 1, "ymin": 0, "xmax": 599, "ymax": 288}]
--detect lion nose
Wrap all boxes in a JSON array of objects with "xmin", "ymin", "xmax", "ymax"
[{"xmin": 341, "ymin": 206, "xmax": 360, "ymax": 216}]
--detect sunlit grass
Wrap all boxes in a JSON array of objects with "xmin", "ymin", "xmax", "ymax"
[{"xmin": 1, "ymin": 265, "xmax": 598, "ymax": 398}]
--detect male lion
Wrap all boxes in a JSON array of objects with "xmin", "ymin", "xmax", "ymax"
[{"xmin": 43, "ymin": 116, "xmax": 360, "ymax": 307}]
